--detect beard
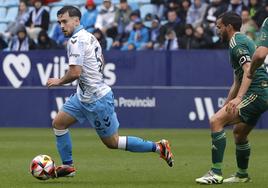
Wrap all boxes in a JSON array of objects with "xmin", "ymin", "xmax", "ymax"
[{"xmin": 220, "ymin": 31, "xmax": 229, "ymax": 43}]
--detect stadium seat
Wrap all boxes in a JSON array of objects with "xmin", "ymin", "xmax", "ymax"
[
  {"xmin": 0, "ymin": 7, "xmax": 6, "ymax": 22},
  {"xmin": 50, "ymin": 6, "xmax": 63, "ymax": 22},
  {"xmin": 137, "ymin": 0, "xmax": 151, "ymax": 3},
  {"xmin": 48, "ymin": 22, "xmax": 57, "ymax": 38},
  {"xmin": 94, "ymin": 0, "xmax": 103, "ymax": 5},
  {"xmin": 6, "ymin": 7, "xmax": 18, "ymax": 22},
  {"xmin": 106, "ymin": 37, "xmax": 113, "ymax": 50},
  {"xmin": 80, "ymin": 5, "xmax": 88, "ymax": 15},
  {"xmin": 0, "ymin": 0, "xmax": 4, "ymax": 6},
  {"xmin": 129, "ymin": 2, "xmax": 139, "ymax": 11},
  {"xmin": 112, "ymin": 0, "xmax": 120, "ymax": 4},
  {"xmin": 140, "ymin": 4, "xmax": 157, "ymax": 19},
  {"xmin": 0, "ymin": 23, "xmax": 7, "ymax": 33},
  {"xmin": 4, "ymin": 0, "xmax": 19, "ymax": 7},
  {"xmin": 72, "ymin": 0, "xmax": 86, "ymax": 6}
]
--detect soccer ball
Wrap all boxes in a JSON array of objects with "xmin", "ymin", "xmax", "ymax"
[{"xmin": 30, "ymin": 154, "xmax": 56, "ymax": 180}]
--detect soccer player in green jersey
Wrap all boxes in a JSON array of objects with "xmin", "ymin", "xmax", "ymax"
[
  {"xmin": 196, "ymin": 12, "xmax": 268, "ymax": 185},
  {"xmin": 248, "ymin": 18, "xmax": 268, "ymax": 78}
]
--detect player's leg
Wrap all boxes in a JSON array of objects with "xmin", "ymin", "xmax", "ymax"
[
  {"xmin": 52, "ymin": 94, "xmax": 86, "ymax": 178},
  {"xmin": 100, "ymin": 132, "xmax": 174, "ymax": 167},
  {"xmin": 53, "ymin": 111, "xmax": 76, "ymax": 165},
  {"xmin": 196, "ymin": 105, "xmax": 241, "ymax": 184},
  {"xmin": 223, "ymin": 123, "xmax": 253, "ymax": 183},
  {"xmin": 87, "ymin": 91, "xmax": 174, "ymax": 167}
]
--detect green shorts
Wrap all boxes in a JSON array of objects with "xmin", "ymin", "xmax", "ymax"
[{"xmin": 238, "ymin": 92, "xmax": 268, "ymax": 126}]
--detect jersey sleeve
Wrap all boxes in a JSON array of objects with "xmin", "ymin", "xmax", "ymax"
[
  {"xmin": 256, "ymin": 18, "xmax": 268, "ymax": 47},
  {"xmin": 231, "ymin": 43, "xmax": 252, "ymax": 67},
  {"xmin": 67, "ymin": 36, "xmax": 84, "ymax": 66}
]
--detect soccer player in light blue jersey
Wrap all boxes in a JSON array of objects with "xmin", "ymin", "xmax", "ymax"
[{"xmin": 46, "ymin": 6, "xmax": 174, "ymax": 178}]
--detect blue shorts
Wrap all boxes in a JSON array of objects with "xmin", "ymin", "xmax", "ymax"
[{"xmin": 62, "ymin": 91, "xmax": 120, "ymax": 137}]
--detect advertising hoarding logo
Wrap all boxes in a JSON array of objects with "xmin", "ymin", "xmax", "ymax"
[
  {"xmin": 3, "ymin": 54, "xmax": 31, "ymax": 88},
  {"xmin": 189, "ymin": 97, "xmax": 215, "ymax": 121}
]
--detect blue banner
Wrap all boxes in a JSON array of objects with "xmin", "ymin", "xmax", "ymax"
[{"xmin": 0, "ymin": 50, "xmax": 268, "ymax": 128}]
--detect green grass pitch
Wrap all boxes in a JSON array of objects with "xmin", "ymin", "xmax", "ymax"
[{"xmin": 0, "ymin": 128, "xmax": 267, "ymax": 188}]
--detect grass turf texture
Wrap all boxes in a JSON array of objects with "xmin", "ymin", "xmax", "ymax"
[{"xmin": 0, "ymin": 128, "xmax": 267, "ymax": 188}]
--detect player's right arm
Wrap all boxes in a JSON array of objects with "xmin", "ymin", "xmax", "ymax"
[
  {"xmin": 47, "ymin": 65, "xmax": 82, "ymax": 87},
  {"xmin": 249, "ymin": 18, "xmax": 268, "ymax": 78},
  {"xmin": 224, "ymin": 72, "xmax": 240, "ymax": 106}
]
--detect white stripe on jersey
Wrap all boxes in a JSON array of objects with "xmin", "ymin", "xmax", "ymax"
[{"xmin": 67, "ymin": 29, "xmax": 111, "ymax": 103}]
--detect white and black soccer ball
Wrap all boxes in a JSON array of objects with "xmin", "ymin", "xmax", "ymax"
[{"xmin": 30, "ymin": 154, "xmax": 56, "ymax": 180}]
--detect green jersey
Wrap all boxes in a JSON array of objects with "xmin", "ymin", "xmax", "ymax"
[
  {"xmin": 229, "ymin": 32, "xmax": 268, "ymax": 93},
  {"xmin": 256, "ymin": 18, "xmax": 268, "ymax": 47}
]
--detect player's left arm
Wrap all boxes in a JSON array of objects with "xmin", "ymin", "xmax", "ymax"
[{"xmin": 249, "ymin": 46, "xmax": 268, "ymax": 78}]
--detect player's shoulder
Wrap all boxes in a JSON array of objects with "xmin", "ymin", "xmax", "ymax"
[
  {"xmin": 229, "ymin": 32, "xmax": 251, "ymax": 49},
  {"xmin": 261, "ymin": 17, "xmax": 268, "ymax": 28}
]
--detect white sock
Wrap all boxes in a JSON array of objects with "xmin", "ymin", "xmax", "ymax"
[
  {"xmin": 53, "ymin": 128, "xmax": 69, "ymax": 136},
  {"xmin": 155, "ymin": 143, "xmax": 161, "ymax": 154},
  {"xmin": 118, "ymin": 136, "xmax": 127, "ymax": 150}
]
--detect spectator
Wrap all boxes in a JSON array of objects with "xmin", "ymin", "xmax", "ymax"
[
  {"xmin": 25, "ymin": 0, "xmax": 49, "ymax": 41},
  {"xmin": 146, "ymin": 17, "xmax": 160, "ymax": 49},
  {"xmin": 121, "ymin": 19, "xmax": 149, "ymax": 50},
  {"xmin": 163, "ymin": 29, "xmax": 179, "ymax": 50},
  {"xmin": 253, "ymin": 2, "xmax": 268, "ymax": 28},
  {"xmin": 9, "ymin": 24, "xmax": 36, "ymax": 51},
  {"xmin": 248, "ymin": 0, "xmax": 261, "ymax": 18},
  {"xmin": 179, "ymin": 24, "xmax": 195, "ymax": 49},
  {"xmin": 158, "ymin": 10, "xmax": 184, "ymax": 45},
  {"xmin": 0, "ymin": 36, "xmax": 8, "ymax": 50},
  {"xmin": 81, "ymin": 0, "xmax": 98, "ymax": 33},
  {"xmin": 177, "ymin": 0, "xmax": 191, "ymax": 24},
  {"xmin": 165, "ymin": 0, "xmax": 180, "ymax": 15},
  {"xmin": 4, "ymin": 1, "xmax": 30, "ymax": 39},
  {"xmin": 186, "ymin": 0, "xmax": 208, "ymax": 28},
  {"xmin": 203, "ymin": 0, "xmax": 227, "ymax": 42},
  {"xmin": 95, "ymin": 0, "xmax": 117, "ymax": 38},
  {"xmin": 37, "ymin": 29, "xmax": 58, "ymax": 49},
  {"xmin": 125, "ymin": 10, "xmax": 140, "ymax": 33},
  {"xmin": 191, "ymin": 25, "xmax": 213, "ymax": 49},
  {"xmin": 93, "ymin": 28, "xmax": 107, "ymax": 50},
  {"xmin": 240, "ymin": 9, "xmax": 258, "ymax": 34},
  {"xmin": 52, "ymin": 24, "xmax": 68, "ymax": 49},
  {"xmin": 151, "ymin": 0, "xmax": 165, "ymax": 19},
  {"xmin": 227, "ymin": 0, "xmax": 246, "ymax": 15},
  {"xmin": 113, "ymin": 10, "xmax": 140, "ymax": 48},
  {"xmin": 113, "ymin": 0, "xmax": 132, "ymax": 40},
  {"xmin": 203, "ymin": 0, "xmax": 227, "ymax": 28}
]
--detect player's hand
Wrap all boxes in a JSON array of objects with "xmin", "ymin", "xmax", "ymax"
[
  {"xmin": 47, "ymin": 78, "xmax": 61, "ymax": 87},
  {"xmin": 225, "ymin": 97, "xmax": 242, "ymax": 114}
]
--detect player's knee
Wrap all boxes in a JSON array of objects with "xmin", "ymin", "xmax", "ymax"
[
  {"xmin": 52, "ymin": 119, "xmax": 65, "ymax": 130},
  {"xmin": 233, "ymin": 129, "xmax": 247, "ymax": 143},
  {"xmin": 209, "ymin": 115, "xmax": 219, "ymax": 129}
]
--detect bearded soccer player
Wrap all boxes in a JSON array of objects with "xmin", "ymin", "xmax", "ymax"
[
  {"xmin": 195, "ymin": 12, "xmax": 268, "ymax": 184},
  {"xmin": 46, "ymin": 6, "xmax": 174, "ymax": 178}
]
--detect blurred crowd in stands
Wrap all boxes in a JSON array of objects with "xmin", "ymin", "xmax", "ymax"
[{"xmin": 0, "ymin": 0, "xmax": 267, "ymax": 51}]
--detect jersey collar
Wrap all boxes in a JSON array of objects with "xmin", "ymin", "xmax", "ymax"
[
  {"xmin": 72, "ymin": 25, "xmax": 83, "ymax": 37},
  {"xmin": 229, "ymin": 32, "xmax": 240, "ymax": 46}
]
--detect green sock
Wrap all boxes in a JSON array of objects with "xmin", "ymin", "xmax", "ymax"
[
  {"xmin": 236, "ymin": 142, "xmax": 250, "ymax": 177},
  {"xmin": 211, "ymin": 130, "xmax": 226, "ymax": 175}
]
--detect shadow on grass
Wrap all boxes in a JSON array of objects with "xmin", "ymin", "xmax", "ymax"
[{"xmin": 31, "ymin": 179, "xmax": 180, "ymax": 186}]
